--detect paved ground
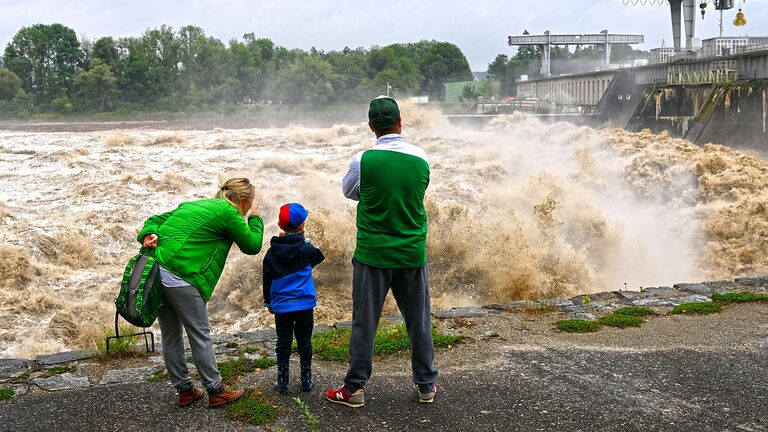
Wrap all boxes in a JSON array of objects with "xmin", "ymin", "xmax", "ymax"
[
  {"xmin": 1, "ymin": 303, "xmax": 767, "ymax": 432},
  {"xmin": 1, "ymin": 347, "xmax": 766, "ymax": 431}
]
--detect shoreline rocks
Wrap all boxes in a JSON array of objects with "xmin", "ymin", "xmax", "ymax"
[{"xmin": 0, "ymin": 275, "xmax": 765, "ymax": 397}]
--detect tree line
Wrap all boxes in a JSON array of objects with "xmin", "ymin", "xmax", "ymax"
[{"xmin": 0, "ymin": 23, "xmax": 473, "ymax": 115}]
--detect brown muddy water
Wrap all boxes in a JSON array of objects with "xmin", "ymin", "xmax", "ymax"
[{"xmin": 1, "ymin": 105, "xmax": 767, "ymax": 358}]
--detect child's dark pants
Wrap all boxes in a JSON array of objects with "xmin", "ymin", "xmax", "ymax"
[{"xmin": 275, "ymin": 309, "xmax": 314, "ymax": 364}]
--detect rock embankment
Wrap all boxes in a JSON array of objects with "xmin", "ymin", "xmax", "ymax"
[{"xmin": 1, "ymin": 275, "xmax": 766, "ymax": 397}]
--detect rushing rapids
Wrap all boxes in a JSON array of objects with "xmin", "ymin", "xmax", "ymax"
[{"xmin": 1, "ymin": 105, "xmax": 767, "ymax": 357}]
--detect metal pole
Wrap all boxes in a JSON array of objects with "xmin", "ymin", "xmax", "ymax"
[
  {"xmin": 506, "ymin": 62, "xmax": 510, "ymax": 97},
  {"xmin": 670, "ymin": 0, "xmax": 683, "ymax": 51},
  {"xmin": 683, "ymin": 0, "xmax": 697, "ymax": 51},
  {"xmin": 720, "ymin": 10, "xmax": 724, "ymax": 37}
]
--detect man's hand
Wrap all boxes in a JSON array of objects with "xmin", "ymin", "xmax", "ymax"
[{"xmin": 142, "ymin": 234, "xmax": 158, "ymax": 249}]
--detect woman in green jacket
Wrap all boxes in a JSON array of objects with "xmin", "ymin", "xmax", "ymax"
[{"xmin": 138, "ymin": 177, "xmax": 264, "ymax": 408}]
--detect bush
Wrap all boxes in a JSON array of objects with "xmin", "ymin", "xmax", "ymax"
[
  {"xmin": 50, "ymin": 96, "xmax": 73, "ymax": 114},
  {"xmin": 613, "ymin": 307, "xmax": 657, "ymax": 317},
  {"xmin": 712, "ymin": 292, "xmax": 768, "ymax": 303},
  {"xmin": 597, "ymin": 314, "xmax": 645, "ymax": 328},
  {"xmin": 555, "ymin": 319, "xmax": 600, "ymax": 333},
  {"xmin": 670, "ymin": 302, "xmax": 722, "ymax": 315}
]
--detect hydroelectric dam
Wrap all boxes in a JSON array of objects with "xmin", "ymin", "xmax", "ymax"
[{"xmin": 513, "ymin": 45, "xmax": 768, "ymax": 152}]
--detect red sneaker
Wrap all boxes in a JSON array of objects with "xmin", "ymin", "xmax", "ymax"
[{"xmin": 325, "ymin": 385, "xmax": 365, "ymax": 408}]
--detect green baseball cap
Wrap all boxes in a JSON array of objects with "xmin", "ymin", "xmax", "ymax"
[{"xmin": 368, "ymin": 95, "xmax": 400, "ymax": 129}]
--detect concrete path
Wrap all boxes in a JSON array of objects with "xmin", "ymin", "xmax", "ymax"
[{"xmin": 1, "ymin": 345, "xmax": 766, "ymax": 432}]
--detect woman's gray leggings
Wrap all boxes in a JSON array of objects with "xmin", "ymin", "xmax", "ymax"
[{"xmin": 157, "ymin": 284, "xmax": 222, "ymax": 393}]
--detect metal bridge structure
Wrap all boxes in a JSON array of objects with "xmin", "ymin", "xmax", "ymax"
[{"xmin": 507, "ymin": 31, "xmax": 644, "ymax": 77}]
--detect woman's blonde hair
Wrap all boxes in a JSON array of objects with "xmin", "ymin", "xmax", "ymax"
[{"xmin": 215, "ymin": 177, "xmax": 255, "ymax": 215}]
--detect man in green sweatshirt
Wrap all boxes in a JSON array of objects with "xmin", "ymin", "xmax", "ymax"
[{"xmin": 326, "ymin": 96, "xmax": 438, "ymax": 408}]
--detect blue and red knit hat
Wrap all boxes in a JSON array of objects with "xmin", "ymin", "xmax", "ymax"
[{"xmin": 278, "ymin": 203, "xmax": 308, "ymax": 231}]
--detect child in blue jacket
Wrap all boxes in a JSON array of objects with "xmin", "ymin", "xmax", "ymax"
[{"xmin": 263, "ymin": 203, "xmax": 325, "ymax": 392}]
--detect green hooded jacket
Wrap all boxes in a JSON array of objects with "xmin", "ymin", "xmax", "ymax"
[{"xmin": 136, "ymin": 198, "xmax": 264, "ymax": 302}]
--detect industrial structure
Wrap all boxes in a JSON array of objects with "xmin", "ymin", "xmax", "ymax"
[
  {"xmin": 701, "ymin": 36, "xmax": 768, "ymax": 56},
  {"xmin": 507, "ymin": 31, "xmax": 644, "ymax": 77},
  {"xmin": 494, "ymin": 1, "xmax": 768, "ymax": 150}
]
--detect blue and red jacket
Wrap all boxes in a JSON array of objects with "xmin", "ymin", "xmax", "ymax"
[{"xmin": 262, "ymin": 233, "xmax": 325, "ymax": 314}]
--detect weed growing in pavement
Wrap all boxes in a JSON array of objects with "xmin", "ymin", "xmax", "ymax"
[
  {"xmin": 239, "ymin": 346, "xmax": 260, "ymax": 355},
  {"xmin": 597, "ymin": 314, "xmax": 645, "ymax": 328},
  {"xmin": 311, "ymin": 328, "xmax": 351, "ymax": 361},
  {"xmin": 218, "ymin": 357, "xmax": 277, "ymax": 385},
  {"xmin": 613, "ymin": 307, "xmax": 657, "ymax": 317},
  {"xmin": 145, "ymin": 370, "xmax": 168, "ymax": 382},
  {"xmin": 39, "ymin": 365, "xmax": 76, "ymax": 378},
  {"xmin": 224, "ymin": 388, "xmax": 282, "ymax": 425},
  {"xmin": 291, "ymin": 396, "xmax": 320, "ymax": 432},
  {"xmin": 225, "ymin": 342, "xmax": 239, "ymax": 349},
  {"xmin": 712, "ymin": 292, "xmax": 768, "ymax": 303},
  {"xmin": 670, "ymin": 302, "xmax": 722, "ymax": 315},
  {"xmin": 520, "ymin": 304, "xmax": 560, "ymax": 315},
  {"xmin": 0, "ymin": 387, "xmax": 13, "ymax": 400},
  {"xmin": 252, "ymin": 357, "xmax": 277, "ymax": 369},
  {"xmin": 9, "ymin": 372, "xmax": 29, "ymax": 383},
  {"xmin": 555, "ymin": 319, "xmax": 600, "ymax": 333},
  {"xmin": 96, "ymin": 324, "xmax": 146, "ymax": 360},
  {"xmin": 312, "ymin": 324, "xmax": 463, "ymax": 361}
]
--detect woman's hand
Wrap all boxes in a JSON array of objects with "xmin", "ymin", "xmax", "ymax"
[
  {"xmin": 142, "ymin": 234, "xmax": 158, "ymax": 249},
  {"xmin": 245, "ymin": 201, "xmax": 261, "ymax": 219}
]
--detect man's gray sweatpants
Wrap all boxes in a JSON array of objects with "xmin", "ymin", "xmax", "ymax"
[
  {"xmin": 158, "ymin": 284, "xmax": 222, "ymax": 393},
  {"xmin": 344, "ymin": 258, "xmax": 438, "ymax": 393}
]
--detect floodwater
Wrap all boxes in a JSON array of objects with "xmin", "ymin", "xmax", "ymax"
[{"xmin": 1, "ymin": 104, "xmax": 767, "ymax": 358}]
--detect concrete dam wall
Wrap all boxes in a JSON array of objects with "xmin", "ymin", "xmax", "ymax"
[{"xmin": 596, "ymin": 76, "xmax": 768, "ymax": 153}]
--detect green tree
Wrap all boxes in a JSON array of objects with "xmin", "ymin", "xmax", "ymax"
[
  {"xmin": 359, "ymin": 69, "xmax": 414, "ymax": 98},
  {"xmin": 365, "ymin": 46, "xmax": 420, "ymax": 95},
  {"xmin": 487, "ymin": 54, "xmax": 510, "ymax": 97},
  {"xmin": 324, "ymin": 47, "xmax": 368, "ymax": 101},
  {"xmin": 3, "ymin": 24, "xmax": 83, "ymax": 104},
  {"xmin": 0, "ymin": 68, "xmax": 22, "ymax": 100},
  {"xmin": 244, "ymin": 34, "xmax": 274, "ymax": 62},
  {"xmin": 228, "ymin": 39, "xmax": 262, "ymax": 102},
  {"xmin": 418, "ymin": 41, "xmax": 472, "ymax": 100},
  {"xmin": 275, "ymin": 55, "xmax": 336, "ymax": 104},
  {"xmin": 74, "ymin": 59, "xmax": 117, "ymax": 111},
  {"xmin": 93, "ymin": 37, "xmax": 120, "ymax": 69},
  {"xmin": 116, "ymin": 37, "xmax": 162, "ymax": 103},
  {"xmin": 460, "ymin": 83, "xmax": 476, "ymax": 102}
]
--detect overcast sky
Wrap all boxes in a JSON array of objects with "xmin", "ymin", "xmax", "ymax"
[{"xmin": 1, "ymin": 0, "xmax": 767, "ymax": 71}]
